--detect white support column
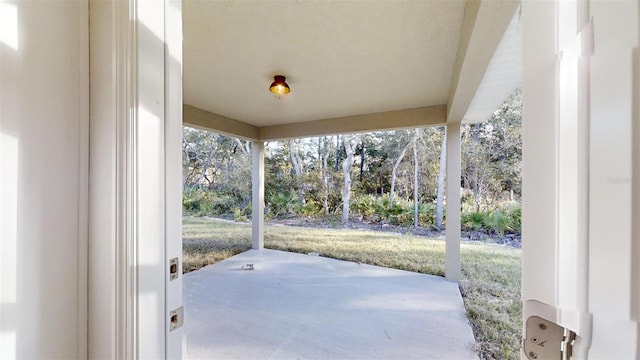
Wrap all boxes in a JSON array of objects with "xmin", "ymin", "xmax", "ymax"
[
  {"xmin": 252, "ymin": 141, "xmax": 265, "ymax": 249},
  {"xmin": 445, "ymin": 122, "xmax": 461, "ymax": 282}
]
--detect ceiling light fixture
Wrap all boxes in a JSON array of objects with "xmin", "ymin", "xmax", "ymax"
[{"xmin": 269, "ymin": 75, "xmax": 290, "ymax": 98}]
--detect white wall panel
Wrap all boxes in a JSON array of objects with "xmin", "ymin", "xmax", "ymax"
[
  {"xmin": 588, "ymin": 1, "xmax": 639, "ymax": 357},
  {"xmin": 521, "ymin": 0, "xmax": 558, "ymax": 306},
  {"xmin": 0, "ymin": 1, "xmax": 88, "ymax": 358}
]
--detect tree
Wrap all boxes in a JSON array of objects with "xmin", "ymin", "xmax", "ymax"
[
  {"xmin": 182, "ymin": 131, "xmax": 192, "ymax": 189},
  {"xmin": 197, "ymin": 141, "xmax": 217, "ymax": 190},
  {"xmin": 412, "ymin": 128, "xmax": 420, "ymax": 228},
  {"xmin": 461, "ymin": 88, "xmax": 522, "ymax": 211},
  {"xmin": 359, "ymin": 135, "xmax": 366, "ymax": 182},
  {"xmin": 288, "ymin": 139, "xmax": 305, "ymax": 204},
  {"xmin": 334, "ymin": 135, "xmax": 341, "ymax": 171},
  {"xmin": 342, "ymin": 134, "xmax": 359, "ymax": 224},
  {"xmin": 182, "ymin": 88, "xmax": 521, "ymax": 226},
  {"xmin": 388, "ymin": 130, "xmax": 411, "ymax": 210},
  {"xmin": 182, "ymin": 127, "xmax": 219, "ymax": 189},
  {"xmin": 435, "ymin": 127, "xmax": 446, "ymax": 229},
  {"xmin": 320, "ymin": 136, "xmax": 330, "ymax": 215}
]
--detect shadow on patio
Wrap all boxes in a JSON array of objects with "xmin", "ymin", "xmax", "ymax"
[{"xmin": 183, "ymin": 249, "xmax": 477, "ymax": 359}]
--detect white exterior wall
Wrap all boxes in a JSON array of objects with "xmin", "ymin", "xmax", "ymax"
[
  {"xmin": 88, "ymin": 1, "xmax": 118, "ymax": 356},
  {"xmin": 587, "ymin": 2, "xmax": 639, "ymax": 357},
  {"xmin": 522, "ymin": 1, "xmax": 639, "ymax": 358},
  {"xmin": 0, "ymin": 1, "xmax": 89, "ymax": 358}
]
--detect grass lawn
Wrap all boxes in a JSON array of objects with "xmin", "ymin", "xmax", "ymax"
[{"xmin": 183, "ymin": 216, "xmax": 522, "ymax": 360}]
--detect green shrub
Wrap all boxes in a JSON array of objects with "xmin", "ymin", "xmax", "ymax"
[
  {"xmin": 233, "ymin": 207, "xmax": 249, "ymax": 222},
  {"xmin": 373, "ymin": 195, "xmax": 390, "ymax": 217},
  {"xmin": 388, "ymin": 213, "xmax": 410, "ymax": 226},
  {"xmin": 267, "ymin": 191, "xmax": 296, "ymax": 218},
  {"xmin": 462, "ymin": 211, "xmax": 488, "ymax": 232},
  {"xmin": 200, "ymin": 193, "xmax": 236, "ymax": 215},
  {"xmin": 183, "ymin": 192, "xmax": 201, "ymax": 213},
  {"xmin": 352, "ymin": 194, "xmax": 435, "ymax": 226},
  {"xmin": 182, "ymin": 189, "xmax": 242, "ymax": 216},
  {"xmin": 505, "ymin": 204, "xmax": 521, "ymax": 234},
  {"xmin": 352, "ymin": 194, "xmax": 378, "ymax": 218},
  {"xmin": 484, "ymin": 210, "xmax": 513, "ymax": 236},
  {"xmin": 417, "ymin": 202, "xmax": 436, "ymax": 228},
  {"xmin": 460, "ymin": 203, "xmax": 521, "ymax": 236},
  {"xmin": 295, "ymin": 199, "xmax": 323, "ymax": 217}
]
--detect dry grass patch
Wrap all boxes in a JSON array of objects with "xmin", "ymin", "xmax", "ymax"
[
  {"xmin": 460, "ymin": 243, "xmax": 521, "ymax": 359},
  {"xmin": 182, "ymin": 218, "xmax": 251, "ymax": 273},
  {"xmin": 265, "ymin": 224, "xmax": 445, "ymax": 275},
  {"xmin": 183, "ymin": 216, "xmax": 521, "ymax": 360}
]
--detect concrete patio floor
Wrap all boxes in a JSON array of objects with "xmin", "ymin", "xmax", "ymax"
[{"xmin": 183, "ymin": 249, "xmax": 477, "ymax": 359}]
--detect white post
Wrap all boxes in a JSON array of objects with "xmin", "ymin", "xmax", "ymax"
[
  {"xmin": 252, "ymin": 141, "xmax": 265, "ymax": 249},
  {"xmin": 445, "ymin": 122, "xmax": 461, "ymax": 282}
]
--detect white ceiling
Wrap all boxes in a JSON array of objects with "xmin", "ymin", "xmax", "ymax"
[{"xmin": 183, "ymin": 0, "xmax": 467, "ymax": 127}]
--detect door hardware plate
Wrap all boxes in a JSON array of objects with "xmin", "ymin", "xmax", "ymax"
[
  {"xmin": 169, "ymin": 257, "xmax": 179, "ymax": 281},
  {"xmin": 524, "ymin": 315, "xmax": 576, "ymax": 360},
  {"xmin": 169, "ymin": 306, "xmax": 184, "ymax": 331}
]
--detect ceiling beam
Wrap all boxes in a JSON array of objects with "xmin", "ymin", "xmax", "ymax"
[
  {"xmin": 258, "ymin": 105, "xmax": 447, "ymax": 141},
  {"xmin": 183, "ymin": 104, "xmax": 447, "ymax": 141},
  {"xmin": 183, "ymin": 104, "xmax": 259, "ymax": 140},
  {"xmin": 447, "ymin": 0, "xmax": 519, "ymax": 123}
]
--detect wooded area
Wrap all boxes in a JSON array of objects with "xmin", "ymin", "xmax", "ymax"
[{"xmin": 183, "ymin": 89, "xmax": 522, "ymax": 239}]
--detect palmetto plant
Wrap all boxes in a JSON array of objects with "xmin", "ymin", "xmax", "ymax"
[
  {"xmin": 484, "ymin": 210, "xmax": 514, "ymax": 236},
  {"xmin": 267, "ymin": 191, "xmax": 296, "ymax": 218},
  {"xmin": 463, "ymin": 211, "xmax": 487, "ymax": 231}
]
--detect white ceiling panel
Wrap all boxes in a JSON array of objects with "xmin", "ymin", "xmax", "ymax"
[{"xmin": 183, "ymin": 0, "xmax": 466, "ymax": 127}]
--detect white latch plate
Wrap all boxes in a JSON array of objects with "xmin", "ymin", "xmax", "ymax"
[{"xmin": 169, "ymin": 306, "xmax": 184, "ymax": 332}]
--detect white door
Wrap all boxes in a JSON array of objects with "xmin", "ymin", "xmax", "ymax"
[{"xmin": 521, "ymin": 1, "xmax": 639, "ymax": 358}]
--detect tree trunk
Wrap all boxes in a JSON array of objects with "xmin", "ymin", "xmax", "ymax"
[
  {"xmin": 342, "ymin": 135, "xmax": 356, "ymax": 224},
  {"xmin": 413, "ymin": 129, "xmax": 420, "ymax": 229},
  {"xmin": 322, "ymin": 137, "xmax": 330, "ymax": 215},
  {"xmin": 182, "ymin": 133, "xmax": 191, "ymax": 190},
  {"xmin": 335, "ymin": 135, "xmax": 340, "ymax": 171},
  {"xmin": 289, "ymin": 139, "xmax": 305, "ymax": 204},
  {"xmin": 435, "ymin": 128, "xmax": 447, "ymax": 229},
  {"xmin": 472, "ymin": 123, "xmax": 481, "ymax": 212},
  {"xmin": 235, "ymin": 138, "xmax": 250, "ymax": 155},
  {"xmin": 197, "ymin": 145, "xmax": 216, "ymax": 189},
  {"xmin": 359, "ymin": 136, "xmax": 365, "ymax": 182},
  {"xmin": 389, "ymin": 141, "xmax": 410, "ymax": 210}
]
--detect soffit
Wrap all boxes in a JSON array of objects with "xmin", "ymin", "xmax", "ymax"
[
  {"xmin": 183, "ymin": 0, "xmax": 466, "ymax": 127},
  {"xmin": 463, "ymin": 7, "xmax": 521, "ymax": 123}
]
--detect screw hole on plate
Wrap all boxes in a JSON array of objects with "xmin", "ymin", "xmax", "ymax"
[
  {"xmin": 528, "ymin": 351, "xmax": 538, "ymax": 359},
  {"xmin": 538, "ymin": 323, "xmax": 547, "ymax": 330}
]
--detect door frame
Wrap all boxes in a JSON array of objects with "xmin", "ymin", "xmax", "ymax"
[{"xmin": 89, "ymin": 0, "xmax": 183, "ymax": 358}]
